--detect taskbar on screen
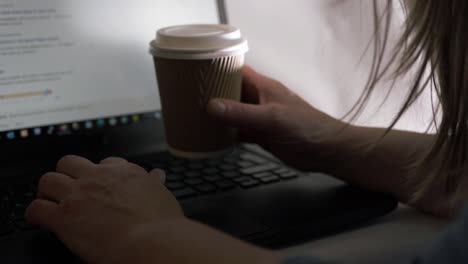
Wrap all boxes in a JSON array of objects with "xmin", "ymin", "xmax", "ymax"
[{"xmin": 0, "ymin": 111, "xmax": 162, "ymax": 142}]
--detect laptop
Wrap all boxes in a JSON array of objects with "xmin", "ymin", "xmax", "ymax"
[{"xmin": 0, "ymin": 0, "xmax": 397, "ymax": 263}]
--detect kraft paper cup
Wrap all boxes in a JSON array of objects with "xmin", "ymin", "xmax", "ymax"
[{"xmin": 150, "ymin": 24, "xmax": 248, "ymax": 159}]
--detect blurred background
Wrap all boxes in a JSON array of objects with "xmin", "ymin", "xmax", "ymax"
[{"xmin": 225, "ymin": 0, "xmax": 434, "ymax": 132}]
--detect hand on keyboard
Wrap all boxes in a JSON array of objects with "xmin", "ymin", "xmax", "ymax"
[{"xmin": 25, "ymin": 155, "xmax": 183, "ymax": 264}]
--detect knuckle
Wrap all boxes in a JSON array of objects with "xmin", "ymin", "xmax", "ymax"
[
  {"xmin": 94, "ymin": 165, "xmax": 116, "ymax": 176},
  {"xmin": 267, "ymin": 104, "xmax": 285, "ymax": 124},
  {"xmin": 24, "ymin": 200, "xmax": 39, "ymax": 221},
  {"xmin": 101, "ymin": 157, "xmax": 127, "ymax": 163},
  {"xmin": 151, "ymin": 168, "xmax": 165, "ymax": 176},
  {"xmin": 38, "ymin": 173, "xmax": 56, "ymax": 191},
  {"xmin": 26, "ymin": 199, "xmax": 41, "ymax": 214},
  {"xmin": 128, "ymin": 163, "xmax": 147, "ymax": 174},
  {"xmin": 99, "ymin": 157, "xmax": 112, "ymax": 163},
  {"xmin": 56, "ymin": 155, "xmax": 77, "ymax": 170}
]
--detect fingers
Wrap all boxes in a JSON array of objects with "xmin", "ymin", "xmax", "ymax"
[
  {"xmin": 56, "ymin": 155, "xmax": 95, "ymax": 179},
  {"xmin": 242, "ymin": 66, "xmax": 284, "ymax": 102},
  {"xmin": 150, "ymin": 169, "xmax": 166, "ymax": 184},
  {"xmin": 25, "ymin": 199, "xmax": 61, "ymax": 232},
  {"xmin": 207, "ymin": 99, "xmax": 271, "ymax": 130},
  {"xmin": 241, "ymin": 66, "xmax": 260, "ymax": 104},
  {"xmin": 100, "ymin": 157, "xmax": 128, "ymax": 165},
  {"xmin": 37, "ymin": 172, "xmax": 75, "ymax": 203}
]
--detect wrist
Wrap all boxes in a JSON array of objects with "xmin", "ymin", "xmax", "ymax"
[
  {"xmin": 314, "ymin": 122, "xmax": 363, "ymax": 175},
  {"xmin": 120, "ymin": 217, "xmax": 285, "ymax": 264},
  {"xmin": 108, "ymin": 217, "xmax": 191, "ymax": 264}
]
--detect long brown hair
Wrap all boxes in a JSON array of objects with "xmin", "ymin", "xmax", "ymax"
[{"xmin": 361, "ymin": 0, "xmax": 468, "ymax": 206}]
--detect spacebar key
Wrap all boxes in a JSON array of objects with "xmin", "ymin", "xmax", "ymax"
[
  {"xmin": 241, "ymin": 163, "xmax": 279, "ymax": 175},
  {"xmin": 172, "ymin": 187, "xmax": 197, "ymax": 199}
]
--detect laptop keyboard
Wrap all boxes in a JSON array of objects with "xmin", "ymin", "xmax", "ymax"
[
  {"xmin": 0, "ymin": 148, "xmax": 299, "ymax": 237},
  {"xmin": 0, "ymin": 182, "xmax": 36, "ymax": 235},
  {"xmin": 134, "ymin": 149, "xmax": 299, "ymax": 199}
]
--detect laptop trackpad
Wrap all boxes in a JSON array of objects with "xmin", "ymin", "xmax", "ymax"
[{"xmin": 182, "ymin": 201, "xmax": 269, "ymax": 237}]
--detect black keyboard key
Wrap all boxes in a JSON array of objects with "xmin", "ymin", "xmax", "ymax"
[
  {"xmin": 205, "ymin": 159, "xmax": 221, "ymax": 166},
  {"xmin": 166, "ymin": 174, "xmax": 184, "ymax": 182},
  {"xmin": 259, "ymin": 175, "xmax": 280, "ymax": 184},
  {"xmin": 168, "ymin": 158, "xmax": 185, "ymax": 166},
  {"xmin": 165, "ymin": 182, "xmax": 186, "ymax": 190},
  {"xmin": 241, "ymin": 163, "xmax": 278, "ymax": 175},
  {"xmin": 215, "ymin": 180, "xmax": 236, "ymax": 190},
  {"xmin": 172, "ymin": 188, "xmax": 197, "ymax": 199},
  {"xmin": 0, "ymin": 192, "xmax": 9, "ymax": 204},
  {"xmin": 219, "ymin": 164, "xmax": 237, "ymax": 171},
  {"xmin": 237, "ymin": 161, "xmax": 255, "ymax": 168},
  {"xmin": 202, "ymin": 167, "xmax": 220, "ymax": 175},
  {"xmin": 23, "ymin": 191, "xmax": 36, "ymax": 202},
  {"xmin": 0, "ymin": 199, "xmax": 9, "ymax": 215},
  {"xmin": 223, "ymin": 157, "xmax": 237, "ymax": 164},
  {"xmin": 170, "ymin": 167, "xmax": 185, "ymax": 173},
  {"xmin": 222, "ymin": 171, "xmax": 241, "ymax": 178},
  {"xmin": 0, "ymin": 219, "xmax": 13, "ymax": 236},
  {"xmin": 184, "ymin": 178, "xmax": 204, "ymax": 185},
  {"xmin": 239, "ymin": 179, "xmax": 260, "ymax": 188},
  {"xmin": 241, "ymin": 153, "xmax": 267, "ymax": 164},
  {"xmin": 203, "ymin": 175, "xmax": 222, "ymax": 182},
  {"xmin": 9, "ymin": 203, "xmax": 27, "ymax": 221},
  {"xmin": 232, "ymin": 176, "xmax": 253, "ymax": 183},
  {"xmin": 14, "ymin": 220, "xmax": 35, "ymax": 231},
  {"xmin": 187, "ymin": 163, "xmax": 204, "ymax": 170},
  {"xmin": 274, "ymin": 167, "xmax": 290, "ymax": 174},
  {"xmin": 194, "ymin": 183, "xmax": 217, "ymax": 193},
  {"xmin": 279, "ymin": 171, "xmax": 298, "ymax": 179},
  {"xmin": 252, "ymin": 172, "xmax": 273, "ymax": 179},
  {"xmin": 184, "ymin": 171, "xmax": 201, "ymax": 178},
  {"xmin": 150, "ymin": 162, "xmax": 167, "ymax": 170}
]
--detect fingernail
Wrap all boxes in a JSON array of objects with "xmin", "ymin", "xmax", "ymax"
[{"xmin": 209, "ymin": 100, "xmax": 226, "ymax": 115}]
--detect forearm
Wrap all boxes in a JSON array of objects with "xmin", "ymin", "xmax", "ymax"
[
  {"xmin": 123, "ymin": 218, "xmax": 284, "ymax": 264},
  {"xmin": 325, "ymin": 125, "xmax": 435, "ymax": 202}
]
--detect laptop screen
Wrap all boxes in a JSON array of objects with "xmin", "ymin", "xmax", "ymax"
[{"xmin": 0, "ymin": 0, "xmax": 220, "ymax": 140}]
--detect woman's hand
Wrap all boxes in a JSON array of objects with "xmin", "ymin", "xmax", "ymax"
[
  {"xmin": 25, "ymin": 155, "xmax": 282, "ymax": 264},
  {"xmin": 25, "ymin": 155, "xmax": 183, "ymax": 264},
  {"xmin": 208, "ymin": 66, "xmax": 345, "ymax": 172},
  {"xmin": 208, "ymin": 67, "xmax": 455, "ymax": 217}
]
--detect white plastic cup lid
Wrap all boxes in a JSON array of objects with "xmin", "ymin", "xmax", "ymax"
[{"xmin": 150, "ymin": 24, "xmax": 248, "ymax": 60}]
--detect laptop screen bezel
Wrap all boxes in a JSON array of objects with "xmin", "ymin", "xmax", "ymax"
[{"xmin": 0, "ymin": 0, "xmax": 228, "ymax": 165}]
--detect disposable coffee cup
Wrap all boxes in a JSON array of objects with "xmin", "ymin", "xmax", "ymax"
[{"xmin": 149, "ymin": 24, "xmax": 248, "ymax": 159}]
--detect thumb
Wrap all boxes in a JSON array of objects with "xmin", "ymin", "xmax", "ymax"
[{"xmin": 207, "ymin": 99, "xmax": 271, "ymax": 130}]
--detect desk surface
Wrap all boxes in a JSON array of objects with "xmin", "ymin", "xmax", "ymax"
[{"xmin": 283, "ymin": 205, "xmax": 448, "ymax": 264}]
